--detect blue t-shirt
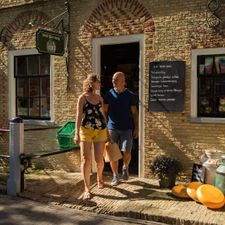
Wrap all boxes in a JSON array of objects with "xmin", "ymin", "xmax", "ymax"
[{"xmin": 104, "ymin": 88, "xmax": 137, "ymax": 130}]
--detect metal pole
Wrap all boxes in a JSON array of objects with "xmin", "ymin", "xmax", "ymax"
[{"xmin": 7, "ymin": 117, "xmax": 24, "ymax": 196}]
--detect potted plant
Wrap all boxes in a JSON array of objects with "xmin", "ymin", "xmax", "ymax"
[{"xmin": 150, "ymin": 155, "xmax": 183, "ymax": 188}]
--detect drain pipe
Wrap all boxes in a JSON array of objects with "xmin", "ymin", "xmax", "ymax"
[{"xmin": 7, "ymin": 117, "xmax": 24, "ymax": 196}]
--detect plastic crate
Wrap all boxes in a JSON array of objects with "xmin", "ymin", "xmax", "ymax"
[{"xmin": 57, "ymin": 121, "xmax": 77, "ymax": 149}]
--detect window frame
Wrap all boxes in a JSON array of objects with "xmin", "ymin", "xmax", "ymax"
[
  {"xmin": 8, "ymin": 49, "xmax": 55, "ymax": 125},
  {"xmin": 191, "ymin": 48, "xmax": 225, "ymax": 123}
]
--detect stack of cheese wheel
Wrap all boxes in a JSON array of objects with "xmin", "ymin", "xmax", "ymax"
[
  {"xmin": 186, "ymin": 181, "xmax": 203, "ymax": 202},
  {"xmin": 196, "ymin": 184, "xmax": 225, "ymax": 209},
  {"xmin": 172, "ymin": 184, "xmax": 190, "ymax": 198},
  {"xmin": 172, "ymin": 182, "xmax": 225, "ymax": 209}
]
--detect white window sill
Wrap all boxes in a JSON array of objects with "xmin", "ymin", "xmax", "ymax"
[{"xmin": 190, "ymin": 117, "xmax": 225, "ymax": 124}]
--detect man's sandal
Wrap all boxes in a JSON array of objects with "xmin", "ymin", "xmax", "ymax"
[{"xmin": 83, "ymin": 191, "xmax": 91, "ymax": 200}]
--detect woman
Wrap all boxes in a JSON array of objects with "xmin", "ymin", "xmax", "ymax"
[{"xmin": 74, "ymin": 73, "xmax": 107, "ymax": 200}]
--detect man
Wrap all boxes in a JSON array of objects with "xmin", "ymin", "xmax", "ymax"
[{"xmin": 104, "ymin": 71, "xmax": 138, "ymax": 186}]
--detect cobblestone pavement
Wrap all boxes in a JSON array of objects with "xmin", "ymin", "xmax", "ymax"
[
  {"xmin": 11, "ymin": 170, "xmax": 225, "ymax": 225},
  {"xmin": 0, "ymin": 194, "xmax": 165, "ymax": 225}
]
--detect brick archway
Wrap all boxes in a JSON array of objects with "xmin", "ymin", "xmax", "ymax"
[
  {"xmin": 82, "ymin": 0, "xmax": 155, "ymax": 35},
  {"xmin": 75, "ymin": 0, "xmax": 155, "ymax": 75},
  {"xmin": 1, "ymin": 10, "xmax": 54, "ymax": 48}
]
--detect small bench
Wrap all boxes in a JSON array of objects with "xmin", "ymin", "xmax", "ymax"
[
  {"xmin": 20, "ymin": 145, "xmax": 80, "ymax": 169},
  {"xmin": 19, "ymin": 145, "xmax": 80, "ymax": 191}
]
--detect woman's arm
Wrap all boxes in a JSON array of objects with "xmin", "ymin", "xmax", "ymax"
[
  {"xmin": 100, "ymin": 96, "xmax": 108, "ymax": 122},
  {"xmin": 74, "ymin": 95, "xmax": 84, "ymax": 144},
  {"xmin": 101, "ymin": 96, "xmax": 111, "ymax": 141}
]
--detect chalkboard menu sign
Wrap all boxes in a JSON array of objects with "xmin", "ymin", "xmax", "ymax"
[{"xmin": 149, "ymin": 61, "xmax": 185, "ymax": 112}]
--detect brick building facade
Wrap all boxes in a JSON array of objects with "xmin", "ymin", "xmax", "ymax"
[{"xmin": 0, "ymin": 0, "xmax": 225, "ymax": 178}]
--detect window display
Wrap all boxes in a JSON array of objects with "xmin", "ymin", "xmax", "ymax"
[
  {"xmin": 197, "ymin": 54, "xmax": 225, "ymax": 118},
  {"xmin": 15, "ymin": 54, "xmax": 50, "ymax": 120}
]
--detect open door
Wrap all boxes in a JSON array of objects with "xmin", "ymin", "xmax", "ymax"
[{"xmin": 101, "ymin": 42, "xmax": 139, "ymax": 175}]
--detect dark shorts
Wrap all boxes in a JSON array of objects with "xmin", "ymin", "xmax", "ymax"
[{"xmin": 108, "ymin": 129, "xmax": 133, "ymax": 152}]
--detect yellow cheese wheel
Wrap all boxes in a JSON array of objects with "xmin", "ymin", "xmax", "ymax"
[
  {"xmin": 204, "ymin": 197, "xmax": 225, "ymax": 209},
  {"xmin": 186, "ymin": 181, "xmax": 203, "ymax": 202},
  {"xmin": 196, "ymin": 184, "xmax": 224, "ymax": 205},
  {"xmin": 172, "ymin": 184, "xmax": 190, "ymax": 198}
]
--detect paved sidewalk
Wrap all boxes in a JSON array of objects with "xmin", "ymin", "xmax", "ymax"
[
  {"xmin": 5, "ymin": 170, "xmax": 225, "ymax": 225},
  {"xmin": 0, "ymin": 195, "xmax": 165, "ymax": 225}
]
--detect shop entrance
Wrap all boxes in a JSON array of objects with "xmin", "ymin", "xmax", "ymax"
[{"xmin": 100, "ymin": 42, "xmax": 139, "ymax": 175}]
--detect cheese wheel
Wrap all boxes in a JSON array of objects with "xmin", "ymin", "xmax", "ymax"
[
  {"xmin": 203, "ymin": 197, "xmax": 225, "ymax": 209},
  {"xmin": 196, "ymin": 184, "xmax": 224, "ymax": 205},
  {"xmin": 186, "ymin": 182, "xmax": 203, "ymax": 202},
  {"xmin": 172, "ymin": 184, "xmax": 190, "ymax": 198}
]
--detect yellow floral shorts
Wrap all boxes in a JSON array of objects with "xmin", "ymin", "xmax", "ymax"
[{"xmin": 80, "ymin": 126, "xmax": 107, "ymax": 143}]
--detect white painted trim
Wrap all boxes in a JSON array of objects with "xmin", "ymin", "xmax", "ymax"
[
  {"xmin": 191, "ymin": 48, "xmax": 225, "ymax": 123},
  {"xmin": 8, "ymin": 49, "xmax": 54, "ymax": 125},
  {"xmin": 92, "ymin": 34, "xmax": 145, "ymax": 177},
  {"xmin": 191, "ymin": 50, "xmax": 198, "ymax": 118}
]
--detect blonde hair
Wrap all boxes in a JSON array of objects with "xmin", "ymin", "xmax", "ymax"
[{"xmin": 83, "ymin": 73, "xmax": 99, "ymax": 92}]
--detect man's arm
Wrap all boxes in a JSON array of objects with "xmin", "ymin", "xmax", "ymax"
[{"xmin": 131, "ymin": 105, "xmax": 138, "ymax": 139}]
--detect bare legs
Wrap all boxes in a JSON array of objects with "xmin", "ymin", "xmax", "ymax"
[
  {"xmin": 110, "ymin": 161, "xmax": 119, "ymax": 175},
  {"xmin": 80, "ymin": 141, "xmax": 105, "ymax": 197},
  {"xmin": 123, "ymin": 151, "xmax": 131, "ymax": 168},
  {"xmin": 110, "ymin": 151, "xmax": 131, "ymax": 175},
  {"xmin": 94, "ymin": 142, "xmax": 105, "ymax": 183},
  {"xmin": 80, "ymin": 141, "xmax": 92, "ymax": 193}
]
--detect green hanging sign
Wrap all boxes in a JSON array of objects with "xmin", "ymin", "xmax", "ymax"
[{"xmin": 36, "ymin": 29, "xmax": 64, "ymax": 56}]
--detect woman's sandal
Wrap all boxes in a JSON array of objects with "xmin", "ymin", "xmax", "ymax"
[
  {"xmin": 97, "ymin": 180, "xmax": 104, "ymax": 189},
  {"xmin": 83, "ymin": 191, "xmax": 91, "ymax": 200}
]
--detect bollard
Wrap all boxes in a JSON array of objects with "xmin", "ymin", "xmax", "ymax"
[{"xmin": 7, "ymin": 117, "xmax": 24, "ymax": 196}]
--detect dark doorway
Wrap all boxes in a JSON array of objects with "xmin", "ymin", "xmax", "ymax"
[{"xmin": 101, "ymin": 42, "xmax": 139, "ymax": 175}]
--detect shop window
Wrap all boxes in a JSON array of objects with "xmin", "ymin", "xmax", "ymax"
[
  {"xmin": 198, "ymin": 55, "xmax": 225, "ymax": 117},
  {"xmin": 14, "ymin": 54, "xmax": 50, "ymax": 120},
  {"xmin": 191, "ymin": 48, "xmax": 225, "ymax": 123}
]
